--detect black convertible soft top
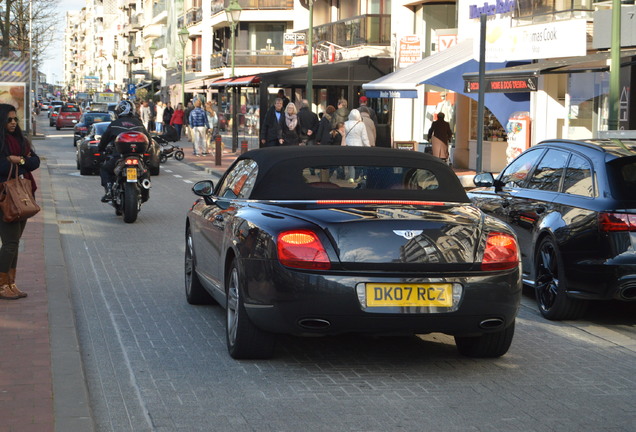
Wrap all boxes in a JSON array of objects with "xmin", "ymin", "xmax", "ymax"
[{"xmin": 233, "ymin": 146, "xmax": 470, "ymax": 203}]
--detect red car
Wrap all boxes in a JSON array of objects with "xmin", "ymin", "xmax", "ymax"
[{"xmin": 55, "ymin": 103, "xmax": 81, "ymax": 130}]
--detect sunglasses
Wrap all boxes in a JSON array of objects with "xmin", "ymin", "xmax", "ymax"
[{"xmin": 7, "ymin": 117, "xmax": 19, "ymax": 123}]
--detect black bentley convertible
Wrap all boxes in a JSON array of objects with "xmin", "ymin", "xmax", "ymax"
[{"xmin": 185, "ymin": 146, "xmax": 522, "ymax": 359}]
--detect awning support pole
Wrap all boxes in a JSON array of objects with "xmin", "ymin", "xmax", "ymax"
[
  {"xmin": 608, "ymin": 0, "xmax": 621, "ymax": 130},
  {"xmin": 476, "ymin": 14, "xmax": 487, "ymax": 173}
]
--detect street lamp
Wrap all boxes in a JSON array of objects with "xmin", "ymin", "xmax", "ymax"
[
  {"xmin": 149, "ymin": 41, "xmax": 157, "ymax": 101},
  {"xmin": 225, "ymin": 0, "xmax": 242, "ymax": 78},
  {"xmin": 225, "ymin": 0, "xmax": 242, "ymax": 152},
  {"xmin": 178, "ymin": 27, "xmax": 189, "ymax": 107},
  {"xmin": 306, "ymin": 0, "xmax": 315, "ymax": 107},
  {"xmin": 107, "ymin": 64, "xmax": 112, "ymax": 91}
]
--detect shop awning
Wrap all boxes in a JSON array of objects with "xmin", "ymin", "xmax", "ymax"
[
  {"xmin": 208, "ymin": 78, "xmax": 233, "ymax": 88},
  {"xmin": 184, "ymin": 79, "xmax": 208, "ymax": 92},
  {"xmin": 226, "ymin": 75, "xmax": 261, "ymax": 86},
  {"xmin": 362, "ymin": 39, "xmax": 479, "ymax": 98},
  {"xmin": 462, "ymin": 49, "xmax": 636, "ymax": 85}
]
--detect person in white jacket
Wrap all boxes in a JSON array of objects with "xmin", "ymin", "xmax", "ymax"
[{"xmin": 343, "ymin": 109, "xmax": 370, "ymax": 181}]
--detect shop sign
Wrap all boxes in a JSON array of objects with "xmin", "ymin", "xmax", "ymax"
[
  {"xmin": 284, "ymin": 33, "xmax": 306, "ymax": 56},
  {"xmin": 0, "ymin": 60, "xmax": 27, "ymax": 82},
  {"xmin": 365, "ymin": 90, "xmax": 418, "ymax": 99},
  {"xmin": 464, "ymin": 76, "xmax": 538, "ymax": 93},
  {"xmin": 468, "ymin": 0, "xmax": 515, "ymax": 19},
  {"xmin": 398, "ymin": 35, "xmax": 422, "ymax": 69},
  {"xmin": 478, "ymin": 19, "xmax": 587, "ymax": 62}
]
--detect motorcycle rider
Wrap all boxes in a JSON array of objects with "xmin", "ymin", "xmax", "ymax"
[{"xmin": 98, "ymin": 100, "xmax": 151, "ymax": 202}]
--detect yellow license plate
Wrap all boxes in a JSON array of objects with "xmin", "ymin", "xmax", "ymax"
[
  {"xmin": 126, "ymin": 167, "xmax": 137, "ymax": 181},
  {"xmin": 365, "ymin": 283, "xmax": 453, "ymax": 307}
]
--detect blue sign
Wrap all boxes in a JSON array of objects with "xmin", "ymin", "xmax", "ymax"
[
  {"xmin": 365, "ymin": 90, "xmax": 418, "ymax": 99},
  {"xmin": 127, "ymin": 84, "xmax": 136, "ymax": 95}
]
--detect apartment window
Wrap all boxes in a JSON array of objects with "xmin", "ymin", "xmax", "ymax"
[
  {"xmin": 368, "ymin": 0, "xmax": 391, "ymax": 14},
  {"xmin": 339, "ymin": 0, "xmax": 361, "ymax": 19},
  {"xmin": 248, "ymin": 24, "xmax": 286, "ymax": 52}
]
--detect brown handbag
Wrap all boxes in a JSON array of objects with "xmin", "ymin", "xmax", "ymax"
[{"xmin": 0, "ymin": 164, "xmax": 40, "ymax": 223}]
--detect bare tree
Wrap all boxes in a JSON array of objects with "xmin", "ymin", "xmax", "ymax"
[{"xmin": 0, "ymin": 0, "xmax": 58, "ymax": 64}]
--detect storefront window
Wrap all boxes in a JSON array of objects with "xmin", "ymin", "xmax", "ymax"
[
  {"xmin": 567, "ymin": 71, "xmax": 608, "ymax": 138},
  {"xmin": 421, "ymin": 4, "xmax": 457, "ymax": 56}
]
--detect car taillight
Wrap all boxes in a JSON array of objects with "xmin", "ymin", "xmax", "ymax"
[
  {"xmin": 598, "ymin": 212, "xmax": 636, "ymax": 232},
  {"xmin": 481, "ymin": 232, "xmax": 519, "ymax": 271},
  {"xmin": 277, "ymin": 230, "xmax": 330, "ymax": 270}
]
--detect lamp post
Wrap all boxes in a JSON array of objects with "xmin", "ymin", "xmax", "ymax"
[
  {"xmin": 128, "ymin": 51, "xmax": 135, "ymax": 97},
  {"xmin": 225, "ymin": 0, "xmax": 242, "ymax": 152},
  {"xmin": 149, "ymin": 41, "xmax": 157, "ymax": 101},
  {"xmin": 106, "ymin": 64, "xmax": 112, "ymax": 91},
  {"xmin": 305, "ymin": 0, "xmax": 314, "ymax": 107},
  {"xmin": 178, "ymin": 27, "xmax": 189, "ymax": 107}
]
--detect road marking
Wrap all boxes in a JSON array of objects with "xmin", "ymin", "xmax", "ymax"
[
  {"xmin": 174, "ymin": 174, "xmax": 183, "ymax": 178},
  {"xmin": 183, "ymin": 180, "xmax": 193, "ymax": 184}
]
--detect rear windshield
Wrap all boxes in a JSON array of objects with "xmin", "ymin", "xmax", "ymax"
[
  {"xmin": 85, "ymin": 114, "xmax": 107, "ymax": 124},
  {"xmin": 62, "ymin": 106, "xmax": 80, "ymax": 112},
  {"xmin": 607, "ymin": 157, "xmax": 636, "ymax": 200},
  {"xmin": 302, "ymin": 166, "xmax": 440, "ymax": 192}
]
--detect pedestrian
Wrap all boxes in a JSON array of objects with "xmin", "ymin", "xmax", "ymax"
[
  {"xmin": 188, "ymin": 99, "xmax": 209, "ymax": 157},
  {"xmin": 297, "ymin": 99, "xmax": 319, "ymax": 145},
  {"xmin": 155, "ymin": 101, "xmax": 165, "ymax": 134},
  {"xmin": 316, "ymin": 105, "xmax": 336, "ymax": 145},
  {"xmin": 163, "ymin": 101, "xmax": 174, "ymax": 126},
  {"xmin": 343, "ymin": 109, "xmax": 370, "ymax": 182},
  {"xmin": 169, "ymin": 102, "xmax": 185, "ymax": 140},
  {"xmin": 0, "ymin": 104, "xmax": 41, "ymax": 300},
  {"xmin": 357, "ymin": 96, "xmax": 378, "ymax": 125},
  {"xmin": 427, "ymin": 112, "xmax": 453, "ymax": 163},
  {"xmin": 260, "ymin": 98, "xmax": 284, "ymax": 147},
  {"xmin": 331, "ymin": 98, "xmax": 350, "ymax": 128},
  {"xmin": 281, "ymin": 102, "xmax": 301, "ymax": 146},
  {"xmin": 140, "ymin": 100, "xmax": 152, "ymax": 131},
  {"xmin": 277, "ymin": 89, "xmax": 290, "ymax": 109},
  {"xmin": 358, "ymin": 106, "xmax": 376, "ymax": 146},
  {"xmin": 148, "ymin": 99, "xmax": 156, "ymax": 132},
  {"xmin": 205, "ymin": 101, "xmax": 219, "ymax": 155},
  {"xmin": 184, "ymin": 101, "xmax": 194, "ymax": 142},
  {"xmin": 330, "ymin": 121, "xmax": 345, "ymax": 146}
]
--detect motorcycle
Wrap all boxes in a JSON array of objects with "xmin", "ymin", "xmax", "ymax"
[{"xmin": 108, "ymin": 131, "xmax": 152, "ymax": 223}]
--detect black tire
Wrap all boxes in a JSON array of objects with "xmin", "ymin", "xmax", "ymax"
[
  {"xmin": 534, "ymin": 237, "xmax": 588, "ymax": 320},
  {"xmin": 226, "ymin": 261, "xmax": 275, "ymax": 359},
  {"xmin": 175, "ymin": 151, "xmax": 185, "ymax": 161},
  {"xmin": 123, "ymin": 182, "xmax": 139, "ymax": 223},
  {"xmin": 76, "ymin": 157, "xmax": 80, "ymax": 170},
  {"xmin": 79, "ymin": 164, "xmax": 92, "ymax": 175},
  {"xmin": 455, "ymin": 321, "xmax": 515, "ymax": 358},
  {"xmin": 185, "ymin": 227, "xmax": 216, "ymax": 305},
  {"xmin": 159, "ymin": 154, "xmax": 168, "ymax": 164}
]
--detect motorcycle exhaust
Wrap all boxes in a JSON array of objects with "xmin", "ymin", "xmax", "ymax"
[{"xmin": 141, "ymin": 179, "xmax": 151, "ymax": 189}]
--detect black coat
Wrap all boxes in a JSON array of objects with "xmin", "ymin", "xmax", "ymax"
[
  {"xmin": 297, "ymin": 107, "xmax": 319, "ymax": 141},
  {"xmin": 98, "ymin": 115, "xmax": 151, "ymax": 153},
  {"xmin": 281, "ymin": 118, "xmax": 301, "ymax": 146},
  {"xmin": 260, "ymin": 105, "xmax": 284, "ymax": 146},
  {"xmin": 162, "ymin": 107, "xmax": 174, "ymax": 124},
  {"xmin": 316, "ymin": 115, "xmax": 334, "ymax": 145}
]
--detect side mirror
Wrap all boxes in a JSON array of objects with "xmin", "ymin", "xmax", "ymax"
[
  {"xmin": 192, "ymin": 180, "xmax": 215, "ymax": 197},
  {"xmin": 473, "ymin": 172, "xmax": 495, "ymax": 188}
]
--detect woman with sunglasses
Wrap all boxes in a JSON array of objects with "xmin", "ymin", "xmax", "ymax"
[{"xmin": 0, "ymin": 104, "xmax": 40, "ymax": 300}]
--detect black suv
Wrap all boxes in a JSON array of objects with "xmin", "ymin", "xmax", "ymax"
[{"xmin": 469, "ymin": 138, "xmax": 636, "ymax": 320}]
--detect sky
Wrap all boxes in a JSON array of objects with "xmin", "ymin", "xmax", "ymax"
[{"xmin": 41, "ymin": 0, "xmax": 86, "ymax": 84}]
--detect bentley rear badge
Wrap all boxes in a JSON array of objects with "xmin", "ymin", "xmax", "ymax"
[{"xmin": 393, "ymin": 230, "xmax": 423, "ymax": 240}]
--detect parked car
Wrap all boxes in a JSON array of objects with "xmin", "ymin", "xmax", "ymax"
[
  {"xmin": 469, "ymin": 138, "xmax": 636, "ymax": 320},
  {"xmin": 185, "ymin": 146, "xmax": 522, "ymax": 359},
  {"xmin": 77, "ymin": 121, "xmax": 161, "ymax": 176},
  {"xmin": 56, "ymin": 103, "xmax": 82, "ymax": 130},
  {"xmin": 49, "ymin": 106, "xmax": 61, "ymax": 126},
  {"xmin": 74, "ymin": 112, "xmax": 114, "ymax": 146},
  {"xmin": 76, "ymin": 122, "xmax": 110, "ymax": 175},
  {"xmin": 48, "ymin": 101, "xmax": 63, "ymax": 118}
]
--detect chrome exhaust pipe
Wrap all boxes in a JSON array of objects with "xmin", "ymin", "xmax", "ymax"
[
  {"xmin": 141, "ymin": 179, "xmax": 151, "ymax": 189},
  {"xmin": 479, "ymin": 318, "xmax": 504, "ymax": 329},
  {"xmin": 298, "ymin": 318, "xmax": 331, "ymax": 330},
  {"xmin": 619, "ymin": 287, "xmax": 636, "ymax": 300}
]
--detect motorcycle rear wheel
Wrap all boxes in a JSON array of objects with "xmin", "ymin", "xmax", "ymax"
[{"xmin": 123, "ymin": 182, "xmax": 140, "ymax": 223}]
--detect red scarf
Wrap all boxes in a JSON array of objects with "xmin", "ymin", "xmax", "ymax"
[{"xmin": 5, "ymin": 133, "xmax": 37, "ymax": 194}]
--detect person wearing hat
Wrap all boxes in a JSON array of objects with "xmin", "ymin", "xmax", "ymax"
[{"xmin": 357, "ymin": 96, "xmax": 377, "ymax": 125}]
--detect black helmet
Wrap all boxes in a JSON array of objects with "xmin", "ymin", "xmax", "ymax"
[{"xmin": 115, "ymin": 100, "xmax": 134, "ymax": 117}]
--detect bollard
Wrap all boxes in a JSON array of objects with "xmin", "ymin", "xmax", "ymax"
[
  {"xmin": 215, "ymin": 134, "xmax": 222, "ymax": 166},
  {"xmin": 241, "ymin": 140, "xmax": 248, "ymax": 154}
]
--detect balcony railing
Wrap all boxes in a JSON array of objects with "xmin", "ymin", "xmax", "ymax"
[
  {"xmin": 211, "ymin": 0, "xmax": 293, "ymax": 15},
  {"xmin": 153, "ymin": 0, "xmax": 166, "ymax": 17},
  {"xmin": 210, "ymin": 50, "xmax": 293, "ymax": 69},
  {"xmin": 186, "ymin": 7, "xmax": 202, "ymax": 26},
  {"xmin": 299, "ymin": 14, "xmax": 391, "ymax": 48},
  {"xmin": 187, "ymin": 55, "xmax": 202, "ymax": 73}
]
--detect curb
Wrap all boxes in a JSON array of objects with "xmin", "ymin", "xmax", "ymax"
[{"xmin": 41, "ymin": 159, "xmax": 96, "ymax": 432}]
